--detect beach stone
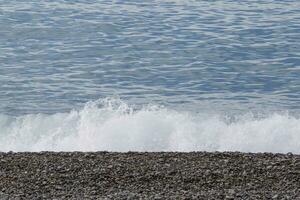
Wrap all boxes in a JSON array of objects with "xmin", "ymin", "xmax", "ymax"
[{"xmin": 0, "ymin": 152, "xmax": 299, "ymax": 199}]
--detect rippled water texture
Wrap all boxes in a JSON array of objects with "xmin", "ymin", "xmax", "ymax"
[{"xmin": 1, "ymin": 0, "xmax": 300, "ymax": 115}]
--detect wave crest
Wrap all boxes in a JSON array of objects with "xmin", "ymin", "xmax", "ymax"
[{"xmin": 1, "ymin": 98, "xmax": 299, "ymax": 153}]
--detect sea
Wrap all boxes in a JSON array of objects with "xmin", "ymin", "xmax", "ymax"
[{"xmin": 1, "ymin": 0, "xmax": 300, "ymax": 153}]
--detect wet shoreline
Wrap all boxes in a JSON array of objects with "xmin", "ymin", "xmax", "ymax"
[{"xmin": 1, "ymin": 151, "xmax": 300, "ymax": 199}]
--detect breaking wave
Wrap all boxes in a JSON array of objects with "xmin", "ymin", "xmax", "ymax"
[{"xmin": 0, "ymin": 98, "xmax": 299, "ymax": 153}]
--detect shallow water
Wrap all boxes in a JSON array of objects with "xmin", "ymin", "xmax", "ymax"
[{"xmin": 1, "ymin": 1, "xmax": 300, "ymax": 152}]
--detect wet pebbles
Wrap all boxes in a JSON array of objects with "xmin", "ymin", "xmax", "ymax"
[{"xmin": 0, "ymin": 152, "xmax": 300, "ymax": 199}]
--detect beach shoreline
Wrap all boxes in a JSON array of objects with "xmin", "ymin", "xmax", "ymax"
[{"xmin": 1, "ymin": 151, "xmax": 299, "ymax": 199}]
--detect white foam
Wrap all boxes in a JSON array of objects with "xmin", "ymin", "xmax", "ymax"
[{"xmin": 0, "ymin": 98, "xmax": 299, "ymax": 153}]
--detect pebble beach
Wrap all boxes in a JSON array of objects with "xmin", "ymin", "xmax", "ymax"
[
  {"xmin": 1, "ymin": 1, "xmax": 300, "ymax": 199},
  {"xmin": 0, "ymin": 152, "xmax": 300, "ymax": 199}
]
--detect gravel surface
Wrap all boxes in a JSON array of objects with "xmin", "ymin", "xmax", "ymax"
[{"xmin": 0, "ymin": 151, "xmax": 300, "ymax": 199}]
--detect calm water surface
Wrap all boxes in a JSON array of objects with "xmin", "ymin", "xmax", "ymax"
[{"xmin": 0, "ymin": 0, "xmax": 300, "ymax": 115}]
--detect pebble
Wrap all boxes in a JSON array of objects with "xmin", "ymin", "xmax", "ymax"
[{"xmin": 0, "ymin": 151, "xmax": 299, "ymax": 199}]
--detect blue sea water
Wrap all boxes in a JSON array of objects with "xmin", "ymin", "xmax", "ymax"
[{"xmin": 1, "ymin": 0, "xmax": 300, "ymax": 152}]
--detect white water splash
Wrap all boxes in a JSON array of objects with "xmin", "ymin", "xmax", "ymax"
[{"xmin": 0, "ymin": 98, "xmax": 299, "ymax": 153}]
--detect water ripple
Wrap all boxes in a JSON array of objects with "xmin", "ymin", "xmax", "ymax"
[{"xmin": 0, "ymin": 0, "xmax": 300, "ymax": 114}]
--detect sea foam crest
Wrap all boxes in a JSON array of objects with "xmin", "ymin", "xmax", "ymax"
[{"xmin": 0, "ymin": 97, "xmax": 299, "ymax": 153}]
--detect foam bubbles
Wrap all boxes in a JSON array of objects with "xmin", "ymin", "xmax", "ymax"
[{"xmin": 0, "ymin": 98, "xmax": 299, "ymax": 153}]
